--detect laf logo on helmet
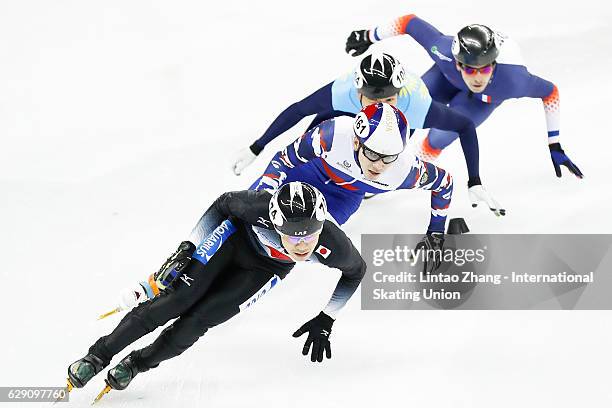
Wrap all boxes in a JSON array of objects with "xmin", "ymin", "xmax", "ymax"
[{"xmin": 293, "ymin": 230, "xmax": 308, "ymax": 236}]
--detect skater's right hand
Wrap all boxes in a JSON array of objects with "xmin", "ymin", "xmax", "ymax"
[
  {"xmin": 232, "ymin": 147, "xmax": 257, "ymax": 176},
  {"xmin": 345, "ymin": 29, "xmax": 373, "ymax": 56},
  {"xmin": 292, "ymin": 312, "xmax": 334, "ymax": 363}
]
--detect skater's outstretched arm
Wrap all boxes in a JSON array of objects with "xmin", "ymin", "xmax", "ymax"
[
  {"xmin": 250, "ymin": 83, "xmax": 334, "ymax": 154},
  {"xmin": 345, "ymin": 14, "xmax": 445, "ymax": 57},
  {"xmin": 520, "ymin": 74, "xmax": 582, "ymax": 178},
  {"xmin": 370, "ymin": 14, "xmax": 444, "ymax": 51},
  {"xmin": 318, "ymin": 221, "xmax": 366, "ymax": 318},
  {"xmin": 293, "ymin": 220, "xmax": 366, "ymax": 363},
  {"xmin": 232, "ymin": 83, "xmax": 333, "ymax": 175}
]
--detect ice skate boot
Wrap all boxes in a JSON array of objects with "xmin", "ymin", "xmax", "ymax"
[
  {"xmin": 92, "ymin": 351, "xmax": 144, "ymax": 404},
  {"xmin": 67, "ymin": 353, "xmax": 107, "ymax": 389},
  {"xmin": 106, "ymin": 351, "xmax": 142, "ymax": 391}
]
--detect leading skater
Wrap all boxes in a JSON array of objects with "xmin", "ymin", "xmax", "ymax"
[{"xmin": 66, "ymin": 182, "xmax": 366, "ymax": 401}]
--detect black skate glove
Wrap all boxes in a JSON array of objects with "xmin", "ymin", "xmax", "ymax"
[
  {"xmin": 415, "ymin": 233, "xmax": 445, "ymax": 275},
  {"xmin": 292, "ymin": 312, "xmax": 334, "ymax": 363},
  {"xmin": 345, "ymin": 29, "xmax": 373, "ymax": 56},
  {"xmin": 549, "ymin": 143, "xmax": 583, "ymax": 178}
]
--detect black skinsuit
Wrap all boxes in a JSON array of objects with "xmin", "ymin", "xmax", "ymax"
[{"xmin": 87, "ymin": 190, "xmax": 366, "ymax": 372}]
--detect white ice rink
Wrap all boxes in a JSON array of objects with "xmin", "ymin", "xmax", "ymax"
[{"xmin": 1, "ymin": 0, "xmax": 611, "ymax": 406}]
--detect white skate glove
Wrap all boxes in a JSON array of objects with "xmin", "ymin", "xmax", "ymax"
[
  {"xmin": 468, "ymin": 184, "xmax": 506, "ymax": 217},
  {"xmin": 232, "ymin": 147, "xmax": 257, "ymax": 175}
]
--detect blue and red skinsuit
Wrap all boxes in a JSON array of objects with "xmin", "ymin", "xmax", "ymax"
[
  {"xmin": 250, "ymin": 117, "xmax": 453, "ymax": 233},
  {"xmin": 369, "ymin": 15, "xmax": 561, "ymax": 154}
]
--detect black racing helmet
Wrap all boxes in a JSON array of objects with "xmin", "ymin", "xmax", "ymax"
[
  {"xmin": 354, "ymin": 53, "xmax": 407, "ymax": 99},
  {"xmin": 452, "ymin": 24, "xmax": 499, "ymax": 67},
  {"xmin": 268, "ymin": 182, "xmax": 327, "ymax": 237}
]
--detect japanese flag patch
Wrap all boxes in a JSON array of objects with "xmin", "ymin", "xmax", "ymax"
[{"xmin": 315, "ymin": 245, "xmax": 331, "ymax": 259}]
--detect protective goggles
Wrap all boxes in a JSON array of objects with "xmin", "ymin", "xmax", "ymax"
[
  {"xmin": 360, "ymin": 142, "xmax": 399, "ymax": 164},
  {"xmin": 282, "ymin": 233, "xmax": 319, "ymax": 245},
  {"xmin": 459, "ymin": 63, "xmax": 495, "ymax": 76}
]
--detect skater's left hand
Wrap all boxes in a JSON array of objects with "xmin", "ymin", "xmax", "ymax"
[
  {"xmin": 292, "ymin": 312, "xmax": 334, "ymax": 363},
  {"xmin": 468, "ymin": 178, "xmax": 506, "ymax": 217},
  {"xmin": 549, "ymin": 143, "xmax": 583, "ymax": 178}
]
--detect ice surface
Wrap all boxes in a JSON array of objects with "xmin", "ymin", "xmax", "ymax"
[{"xmin": 1, "ymin": 0, "xmax": 611, "ymax": 406}]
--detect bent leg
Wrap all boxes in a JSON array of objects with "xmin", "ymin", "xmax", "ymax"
[
  {"xmin": 88, "ymin": 237, "xmax": 237, "ymax": 365},
  {"xmin": 427, "ymin": 93, "xmax": 500, "ymax": 151},
  {"xmin": 135, "ymin": 266, "xmax": 279, "ymax": 370}
]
